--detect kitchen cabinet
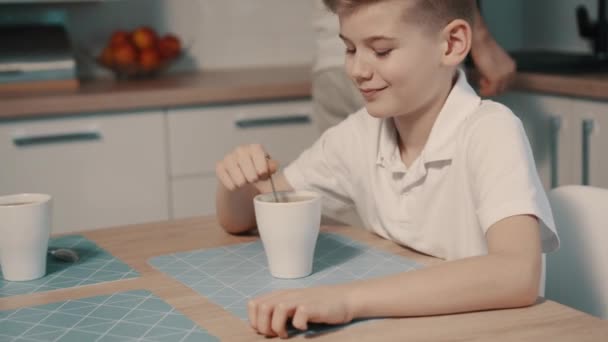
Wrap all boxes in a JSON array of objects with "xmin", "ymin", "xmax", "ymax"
[
  {"xmin": 0, "ymin": 111, "xmax": 169, "ymax": 233},
  {"xmin": 577, "ymin": 98, "xmax": 608, "ymax": 188},
  {"xmin": 167, "ymin": 99, "xmax": 319, "ymax": 219},
  {"xmin": 496, "ymin": 91, "xmax": 608, "ymax": 190}
]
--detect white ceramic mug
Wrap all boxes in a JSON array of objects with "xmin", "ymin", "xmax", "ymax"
[
  {"xmin": 0, "ymin": 193, "xmax": 52, "ymax": 281},
  {"xmin": 253, "ymin": 190, "xmax": 321, "ymax": 279}
]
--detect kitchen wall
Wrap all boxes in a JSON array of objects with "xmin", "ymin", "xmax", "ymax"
[
  {"xmin": 2, "ymin": 0, "xmax": 600, "ymax": 78},
  {"xmin": 522, "ymin": 0, "xmax": 597, "ymax": 53},
  {"xmin": 479, "ymin": 0, "xmax": 524, "ymax": 51},
  {"xmin": 482, "ymin": 0, "xmax": 599, "ymax": 54}
]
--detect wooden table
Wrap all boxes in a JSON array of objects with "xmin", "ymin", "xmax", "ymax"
[{"xmin": 1, "ymin": 217, "xmax": 607, "ymax": 341}]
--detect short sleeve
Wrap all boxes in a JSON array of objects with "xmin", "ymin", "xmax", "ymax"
[
  {"xmin": 283, "ymin": 116, "xmax": 356, "ymax": 213},
  {"xmin": 466, "ymin": 105, "xmax": 559, "ymax": 253}
]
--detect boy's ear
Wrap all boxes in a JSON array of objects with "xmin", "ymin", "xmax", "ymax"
[{"xmin": 440, "ymin": 19, "xmax": 472, "ymax": 66}]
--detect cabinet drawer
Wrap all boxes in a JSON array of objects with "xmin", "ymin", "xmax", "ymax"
[
  {"xmin": 0, "ymin": 111, "xmax": 169, "ymax": 233},
  {"xmin": 170, "ymin": 177, "xmax": 217, "ymax": 219},
  {"xmin": 168, "ymin": 100, "xmax": 319, "ymax": 176}
]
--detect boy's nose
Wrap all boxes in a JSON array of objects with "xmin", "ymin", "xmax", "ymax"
[{"xmin": 348, "ymin": 55, "xmax": 373, "ymax": 83}]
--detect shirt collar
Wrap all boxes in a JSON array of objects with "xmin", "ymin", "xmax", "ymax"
[
  {"xmin": 376, "ymin": 68, "xmax": 481, "ymax": 168},
  {"xmin": 422, "ymin": 68, "xmax": 481, "ymax": 163},
  {"xmin": 376, "ymin": 117, "xmax": 400, "ymax": 168}
]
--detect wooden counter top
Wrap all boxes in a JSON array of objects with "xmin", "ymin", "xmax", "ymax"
[
  {"xmin": 0, "ymin": 65, "xmax": 606, "ymax": 121},
  {"xmin": 1, "ymin": 217, "xmax": 607, "ymax": 341},
  {"xmin": 0, "ymin": 66, "xmax": 312, "ymax": 120},
  {"xmin": 512, "ymin": 71, "xmax": 608, "ymax": 100}
]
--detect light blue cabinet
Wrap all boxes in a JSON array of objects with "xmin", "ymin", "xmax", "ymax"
[{"xmin": 496, "ymin": 91, "xmax": 608, "ymax": 190}]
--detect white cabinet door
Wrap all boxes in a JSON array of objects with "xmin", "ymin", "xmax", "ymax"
[
  {"xmin": 168, "ymin": 100, "xmax": 318, "ymax": 177},
  {"xmin": 167, "ymin": 99, "xmax": 320, "ymax": 219},
  {"xmin": 496, "ymin": 92, "xmax": 577, "ymax": 190},
  {"xmin": 0, "ymin": 111, "xmax": 169, "ymax": 233},
  {"xmin": 575, "ymin": 98, "xmax": 608, "ymax": 189},
  {"xmin": 170, "ymin": 177, "xmax": 217, "ymax": 219}
]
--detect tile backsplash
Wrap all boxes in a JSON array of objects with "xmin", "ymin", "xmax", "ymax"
[
  {"xmin": 482, "ymin": 0, "xmax": 598, "ymax": 54},
  {"xmin": 68, "ymin": 0, "xmax": 314, "ymax": 77},
  {"xmin": 1, "ymin": 0, "xmax": 598, "ymax": 79},
  {"xmin": 1, "ymin": 0, "xmax": 314, "ymax": 78}
]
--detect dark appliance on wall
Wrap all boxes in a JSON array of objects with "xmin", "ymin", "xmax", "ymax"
[{"xmin": 510, "ymin": 0, "xmax": 608, "ymax": 73}]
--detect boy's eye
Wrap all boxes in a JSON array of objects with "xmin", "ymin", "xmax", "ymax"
[
  {"xmin": 375, "ymin": 49, "xmax": 392, "ymax": 57},
  {"xmin": 345, "ymin": 48, "xmax": 356, "ymax": 55}
]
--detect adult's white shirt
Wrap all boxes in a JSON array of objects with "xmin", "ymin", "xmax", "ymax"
[{"xmin": 312, "ymin": 0, "xmax": 345, "ymax": 73}]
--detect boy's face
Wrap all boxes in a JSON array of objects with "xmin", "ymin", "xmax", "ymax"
[{"xmin": 339, "ymin": 0, "xmax": 449, "ymax": 119}]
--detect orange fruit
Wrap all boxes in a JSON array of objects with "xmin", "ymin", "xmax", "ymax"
[
  {"xmin": 158, "ymin": 34, "xmax": 181, "ymax": 60},
  {"xmin": 138, "ymin": 48, "xmax": 162, "ymax": 71},
  {"xmin": 132, "ymin": 26, "xmax": 158, "ymax": 50},
  {"xmin": 112, "ymin": 42, "xmax": 138, "ymax": 68},
  {"xmin": 109, "ymin": 30, "xmax": 131, "ymax": 47}
]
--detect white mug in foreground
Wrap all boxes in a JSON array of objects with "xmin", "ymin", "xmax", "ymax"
[
  {"xmin": 254, "ymin": 190, "xmax": 321, "ymax": 279},
  {"xmin": 0, "ymin": 193, "xmax": 52, "ymax": 281}
]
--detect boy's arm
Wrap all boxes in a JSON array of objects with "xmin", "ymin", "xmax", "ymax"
[
  {"xmin": 248, "ymin": 214, "xmax": 541, "ymax": 337},
  {"xmin": 346, "ymin": 214, "xmax": 541, "ymax": 317}
]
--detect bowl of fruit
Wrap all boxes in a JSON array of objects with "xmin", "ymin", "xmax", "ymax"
[{"xmin": 96, "ymin": 26, "xmax": 183, "ymax": 79}]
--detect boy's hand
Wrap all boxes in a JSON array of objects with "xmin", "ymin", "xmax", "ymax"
[
  {"xmin": 248, "ymin": 286, "xmax": 355, "ymax": 339},
  {"xmin": 216, "ymin": 144, "xmax": 279, "ymax": 192}
]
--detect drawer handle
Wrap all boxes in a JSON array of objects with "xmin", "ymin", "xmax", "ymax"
[
  {"xmin": 582, "ymin": 119, "xmax": 595, "ymax": 186},
  {"xmin": 234, "ymin": 114, "xmax": 311, "ymax": 129},
  {"xmin": 550, "ymin": 117, "xmax": 562, "ymax": 189},
  {"xmin": 13, "ymin": 131, "xmax": 102, "ymax": 147}
]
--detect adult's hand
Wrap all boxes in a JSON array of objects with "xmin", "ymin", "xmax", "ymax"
[{"xmin": 470, "ymin": 11, "xmax": 517, "ymax": 97}]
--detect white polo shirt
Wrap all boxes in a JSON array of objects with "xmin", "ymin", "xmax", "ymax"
[{"xmin": 284, "ymin": 71, "xmax": 559, "ymax": 260}]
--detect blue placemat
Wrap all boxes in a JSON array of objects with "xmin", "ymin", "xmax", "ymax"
[
  {"xmin": 1, "ymin": 235, "xmax": 139, "ymax": 298},
  {"xmin": 0, "ymin": 289, "xmax": 218, "ymax": 342},
  {"xmin": 148, "ymin": 233, "xmax": 423, "ymax": 322}
]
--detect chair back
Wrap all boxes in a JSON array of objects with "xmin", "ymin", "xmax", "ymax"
[{"xmin": 546, "ymin": 185, "xmax": 608, "ymax": 319}]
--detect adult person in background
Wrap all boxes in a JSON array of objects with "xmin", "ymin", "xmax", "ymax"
[{"xmin": 311, "ymin": 0, "xmax": 517, "ymax": 132}]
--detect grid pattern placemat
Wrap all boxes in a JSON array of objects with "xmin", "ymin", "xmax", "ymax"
[
  {"xmin": 0, "ymin": 289, "xmax": 218, "ymax": 342},
  {"xmin": 148, "ymin": 233, "xmax": 423, "ymax": 321},
  {"xmin": 1, "ymin": 235, "xmax": 139, "ymax": 298}
]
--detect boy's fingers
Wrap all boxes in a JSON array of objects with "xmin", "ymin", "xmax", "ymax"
[
  {"xmin": 236, "ymin": 147, "xmax": 259, "ymax": 183},
  {"xmin": 291, "ymin": 306, "xmax": 309, "ymax": 331},
  {"xmin": 267, "ymin": 159, "xmax": 279, "ymax": 174},
  {"xmin": 215, "ymin": 162, "xmax": 235, "ymax": 191},
  {"xmin": 256, "ymin": 303, "xmax": 276, "ymax": 337},
  {"xmin": 271, "ymin": 304, "xmax": 295, "ymax": 339},
  {"xmin": 251, "ymin": 147, "xmax": 270, "ymax": 176},
  {"xmin": 247, "ymin": 300, "xmax": 257, "ymax": 331},
  {"xmin": 224, "ymin": 156, "xmax": 247, "ymax": 188}
]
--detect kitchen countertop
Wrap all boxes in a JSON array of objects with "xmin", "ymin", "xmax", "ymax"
[
  {"xmin": 511, "ymin": 71, "xmax": 608, "ymax": 99},
  {"xmin": 0, "ymin": 66, "xmax": 312, "ymax": 120},
  {"xmin": 0, "ymin": 65, "xmax": 607, "ymax": 120},
  {"xmin": 1, "ymin": 217, "xmax": 607, "ymax": 341}
]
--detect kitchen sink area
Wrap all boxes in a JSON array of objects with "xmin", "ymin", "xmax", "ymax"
[{"xmin": 508, "ymin": 50, "xmax": 608, "ymax": 73}]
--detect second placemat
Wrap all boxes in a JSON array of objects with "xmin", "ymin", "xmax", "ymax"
[{"xmin": 1, "ymin": 235, "xmax": 139, "ymax": 298}]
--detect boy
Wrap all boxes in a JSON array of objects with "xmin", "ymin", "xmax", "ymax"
[{"xmin": 215, "ymin": 0, "xmax": 559, "ymax": 339}]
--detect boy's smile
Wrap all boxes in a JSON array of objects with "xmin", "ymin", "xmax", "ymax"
[{"xmin": 359, "ymin": 86, "xmax": 388, "ymax": 101}]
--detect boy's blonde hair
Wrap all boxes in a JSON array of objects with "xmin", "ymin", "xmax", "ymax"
[{"xmin": 323, "ymin": 0, "xmax": 475, "ymax": 32}]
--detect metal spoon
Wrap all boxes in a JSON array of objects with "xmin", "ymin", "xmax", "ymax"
[
  {"xmin": 265, "ymin": 154, "xmax": 280, "ymax": 203},
  {"xmin": 48, "ymin": 248, "xmax": 79, "ymax": 263}
]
